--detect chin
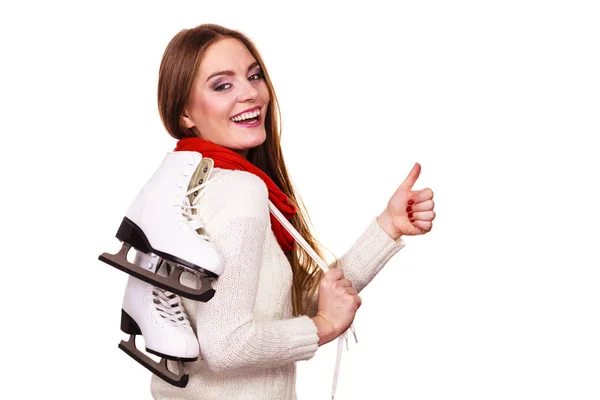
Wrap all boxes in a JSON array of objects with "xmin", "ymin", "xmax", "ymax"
[{"xmin": 242, "ymin": 130, "xmax": 267, "ymax": 149}]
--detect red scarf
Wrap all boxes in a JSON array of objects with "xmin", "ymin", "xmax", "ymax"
[{"xmin": 174, "ymin": 137, "xmax": 296, "ymax": 253}]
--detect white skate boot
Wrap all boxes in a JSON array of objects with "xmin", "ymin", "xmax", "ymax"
[
  {"xmin": 99, "ymin": 151, "xmax": 223, "ymax": 301},
  {"xmin": 119, "ymin": 251, "xmax": 198, "ymax": 387}
]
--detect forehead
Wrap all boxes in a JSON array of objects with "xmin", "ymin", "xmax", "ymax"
[{"xmin": 198, "ymin": 37, "xmax": 257, "ymax": 76}]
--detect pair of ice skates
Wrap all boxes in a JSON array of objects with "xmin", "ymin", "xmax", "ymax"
[{"xmin": 98, "ymin": 151, "xmax": 223, "ymax": 387}]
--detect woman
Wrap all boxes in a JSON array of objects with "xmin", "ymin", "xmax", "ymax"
[{"xmin": 152, "ymin": 23, "xmax": 435, "ymax": 399}]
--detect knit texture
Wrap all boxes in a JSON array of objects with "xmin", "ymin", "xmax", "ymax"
[{"xmin": 150, "ymin": 168, "xmax": 405, "ymax": 400}]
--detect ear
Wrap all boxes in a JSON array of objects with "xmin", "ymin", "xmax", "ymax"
[{"xmin": 182, "ymin": 112, "xmax": 195, "ymax": 129}]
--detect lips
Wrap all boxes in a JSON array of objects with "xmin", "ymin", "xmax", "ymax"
[
  {"xmin": 231, "ymin": 113, "xmax": 261, "ymax": 127},
  {"xmin": 230, "ymin": 106, "xmax": 262, "ymax": 127},
  {"xmin": 230, "ymin": 106, "xmax": 260, "ymax": 119}
]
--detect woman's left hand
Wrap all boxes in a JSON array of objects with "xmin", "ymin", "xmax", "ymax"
[{"xmin": 377, "ymin": 163, "xmax": 435, "ymax": 240}]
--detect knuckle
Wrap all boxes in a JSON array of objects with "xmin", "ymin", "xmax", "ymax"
[{"xmin": 325, "ymin": 269, "xmax": 340, "ymax": 281}]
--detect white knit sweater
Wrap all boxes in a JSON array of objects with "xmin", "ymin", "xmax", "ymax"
[{"xmin": 150, "ymin": 168, "xmax": 405, "ymax": 400}]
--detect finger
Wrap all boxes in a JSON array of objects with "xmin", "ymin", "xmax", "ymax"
[
  {"xmin": 340, "ymin": 279, "xmax": 353, "ymax": 287},
  {"xmin": 323, "ymin": 267, "xmax": 343, "ymax": 281},
  {"xmin": 399, "ymin": 162, "xmax": 421, "ymax": 190},
  {"xmin": 412, "ymin": 220, "xmax": 432, "ymax": 232},
  {"xmin": 408, "ymin": 210, "xmax": 436, "ymax": 222},
  {"xmin": 406, "ymin": 199, "xmax": 434, "ymax": 213},
  {"xmin": 335, "ymin": 279, "xmax": 353, "ymax": 289},
  {"xmin": 345, "ymin": 287, "xmax": 358, "ymax": 295},
  {"xmin": 408, "ymin": 188, "xmax": 433, "ymax": 205}
]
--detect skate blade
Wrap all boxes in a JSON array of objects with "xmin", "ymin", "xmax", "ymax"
[
  {"xmin": 98, "ymin": 243, "xmax": 216, "ymax": 302},
  {"xmin": 119, "ymin": 335, "xmax": 189, "ymax": 388},
  {"xmin": 116, "ymin": 216, "xmax": 219, "ymax": 280}
]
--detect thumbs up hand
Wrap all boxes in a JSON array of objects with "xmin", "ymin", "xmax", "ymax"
[{"xmin": 377, "ymin": 163, "xmax": 436, "ymax": 240}]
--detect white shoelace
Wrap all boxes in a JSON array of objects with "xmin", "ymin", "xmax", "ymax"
[
  {"xmin": 268, "ymin": 201, "xmax": 357, "ymax": 400},
  {"xmin": 175, "ymin": 178, "xmax": 214, "ymax": 238},
  {"xmin": 150, "ymin": 287, "xmax": 192, "ymax": 328}
]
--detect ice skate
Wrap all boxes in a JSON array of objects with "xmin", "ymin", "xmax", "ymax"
[
  {"xmin": 99, "ymin": 151, "xmax": 223, "ymax": 301},
  {"xmin": 119, "ymin": 251, "xmax": 198, "ymax": 387}
]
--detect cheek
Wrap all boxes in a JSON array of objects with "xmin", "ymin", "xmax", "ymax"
[
  {"xmin": 260, "ymin": 83, "xmax": 271, "ymax": 104},
  {"xmin": 196, "ymin": 95, "xmax": 231, "ymax": 125}
]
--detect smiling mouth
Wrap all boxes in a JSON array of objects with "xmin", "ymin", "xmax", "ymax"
[{"xmin": 230, "ymin": 108, "xmax": 261, "ymax": 125}]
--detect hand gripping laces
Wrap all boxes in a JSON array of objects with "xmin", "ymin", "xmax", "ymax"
[{"xmin": 268, "ymin": 202, "xmax": 357, "ymax": 400}]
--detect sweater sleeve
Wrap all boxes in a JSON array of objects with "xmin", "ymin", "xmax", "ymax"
[
  {"xmin": 195, "ymin": 171, "xmax": 319, "ymax": 372},
  {"xmin": 305, "ymin": 217, "xmax": 406, "ymax": 317}
]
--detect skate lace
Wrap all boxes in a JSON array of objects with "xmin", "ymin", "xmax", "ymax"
[
  {"xmin": 150, "ymin": 287, "xmax": 192, "ymax": 328},
  {"xmin": 268, "ymin": 201, "xmax": 357, "ymax": 400},
  {"xmin": 175, "ymin": 179, "xmax": 214, "ymax": 239}
]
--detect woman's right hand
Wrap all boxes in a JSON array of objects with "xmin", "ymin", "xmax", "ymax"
[{"xmin": 311, "ymin": 268, "xmax": 361, "ymax": 346}]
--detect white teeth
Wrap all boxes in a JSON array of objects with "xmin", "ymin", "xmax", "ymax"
[{"xmin": 231, "ymin": 109, "xmax": 260, "ymax": 122}]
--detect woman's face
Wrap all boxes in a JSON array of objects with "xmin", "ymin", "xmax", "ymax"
[{"xmin": 183, "ymin": 38, "xmax": 271, "ymax": 157}]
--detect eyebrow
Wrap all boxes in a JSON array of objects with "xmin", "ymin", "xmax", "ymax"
[{"xmin": 205, "ymin": 62, "xmax": 260, "ymax": 83}]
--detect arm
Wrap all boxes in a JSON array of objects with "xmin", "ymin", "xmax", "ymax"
[
  {"xmin": 305, "ymin": 217, "xmax": 405, "ymax": 317},
  {"xmin": 305, "ymin": 162, "xmax": 436, "ymax": 317},
  {"xmin": 195, "ymin": 171, "xmax": 319, "ymax": 372},
  {"xmin": 338, "ymin": 216, "xmax": 405, "ymax": 293}
]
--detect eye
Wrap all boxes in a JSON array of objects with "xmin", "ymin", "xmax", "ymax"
[
  {"xmin": 214, "ymin": 82, "xmax": 232, "ymax": 92},
  {"xmin": 248, "ymin": 71, "xmax": 264, "ymax": 81}
]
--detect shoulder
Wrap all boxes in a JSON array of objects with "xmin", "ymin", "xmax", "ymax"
[
  {"xmin": 208, "ymin": 168, "xmax": 268, "ymax": 199},
  {"xmin": 202, "ymin": 168, "xmax": 269, "ymax": 218}
]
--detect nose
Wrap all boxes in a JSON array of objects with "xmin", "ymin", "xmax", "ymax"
[{"xmin": 236, "ymin": 80, "xmax": 259, "ymax": 103}]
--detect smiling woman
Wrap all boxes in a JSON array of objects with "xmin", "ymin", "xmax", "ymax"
[
  {"xmin": 157, "ymin": 26, "xmax": 279, "ymax": 158},
  {"xmin": 105, "ymin": 23, "xmax": 435, "ymax": 400},
  {"xmin": 180, "ymin": 39, "xmax": 270, "ymax": 156}
]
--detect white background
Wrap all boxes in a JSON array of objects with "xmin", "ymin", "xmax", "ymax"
[{"xmin": 1, "ymin": 0, "xmax": 599, "ymax": 399}]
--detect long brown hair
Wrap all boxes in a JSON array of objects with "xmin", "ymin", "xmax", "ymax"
[{"xmin": 157, "ymin": 24, "xmax": 329, "ymax": 316}]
